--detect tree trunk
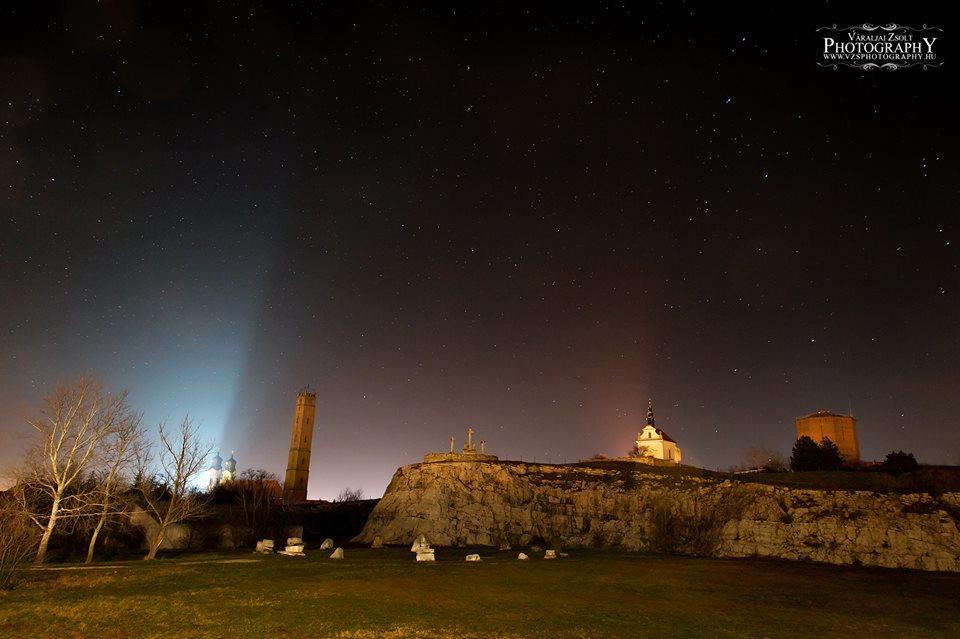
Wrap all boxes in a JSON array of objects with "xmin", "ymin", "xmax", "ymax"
[
  {"xmin": 86, "ymin": 510, "xmax": 108, "ymax": 564},
  {"xmin": 145, "ymin": 521, "xmax": 166, "ymax": 560},
  {"xmin": 34, "ymin": 496, "xmax": 61, "ymax": 565}
]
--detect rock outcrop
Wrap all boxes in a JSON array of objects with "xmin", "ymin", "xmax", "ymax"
[{"xmin": 355, "ymin": 461, "xmax": 960, "ymax": 572}]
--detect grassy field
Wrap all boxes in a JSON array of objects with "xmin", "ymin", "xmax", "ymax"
[
  {"xmin": 3, "ymin": 549, "xmax": 960, "ymax": 638},
  {"xmin": 578, "ymin": 460, "xmax": 960, "ymax": 495}
]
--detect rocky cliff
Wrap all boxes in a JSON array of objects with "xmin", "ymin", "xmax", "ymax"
[{"xmin": 355, "ymin": 460, "xmax": 960, "ymax": 572}]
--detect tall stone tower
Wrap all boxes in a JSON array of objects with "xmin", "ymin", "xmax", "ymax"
[{"xmin": 283, "ymin": 390, "xmax": 316, "ymax": 502}]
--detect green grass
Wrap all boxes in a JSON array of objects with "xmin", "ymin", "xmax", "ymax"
[{"xmin": 3, "ymin": 549, "xmax": 959, "ymax": 638}]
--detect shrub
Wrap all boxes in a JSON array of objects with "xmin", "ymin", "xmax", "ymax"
[
  {"xmin": 186, "ymin": 519, "xmax": 225, "ymax": 552},
  {"xmin": 741, "ymin": 447, "xmax": 787, "ymax": 472},
  {"xmin": 627, "ymin": 443, "xmax": 653, "ymax": 459},
  {"xmin": 621, "ymin": 469, "xmax": 640, "ymax": 491},
  {"xmin": 98, "ymin": 517, "xmax": 146, "ymax": 559},
  {"xmin": 587, "ymin": 521, "xmax": 607, "ymax": 548},
  {"xmin": 0, "ymin": 505, "xmax": 38, "ymax": 590},
  {"xmin": 648, "ymin": 496, "xmax": 682, "ymax": 554},
  {"xmin": 647, "ymin": 490, "xmax": 748, "ymax": 557},
  {"xmin": 790, "ymin": 436, "xmax": 822, "ymax": 471},
  {"xmin": 790, "ymin": 436, "xmax": 844, "ymax": 471},
  {"xmin": 528, "ymin": 534, "xmax": 547, "ymax": 549},
  {"xmin": 904, "ymin": 466, "xmax": 960, "ymax": 497},
  {"xmin": 882, "ymin": 450, "xmax": 919, "ymax": 475},
  {"xmin": 335, "ymin": 487, "xmax": 365, "ymax": 502},
  {"xmin": 818, "ymin": 438, "xmax": 844, "ymax": 471}
]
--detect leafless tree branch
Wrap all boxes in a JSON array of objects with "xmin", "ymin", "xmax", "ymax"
[{"xmin": 137, "ymin": 415, "xmax": 211, "ymax": 560}]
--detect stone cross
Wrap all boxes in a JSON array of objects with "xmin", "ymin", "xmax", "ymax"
[
  {"xmin": 449, "ymin": 436, "xmax": 455, "ymax": 453},
  {"xmin": 480, "ymin": 440, "xmax": 486, "ymax": 454},
  {"xmin": 467, "ymin": 427, "xmax": 474, "ymax": 448}
]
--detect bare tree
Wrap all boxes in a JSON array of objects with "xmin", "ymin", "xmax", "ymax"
[
  {"xmin": 335, "ymin": 487, "xmax": 365, "ymax": 502},
  {"xmin": 628, "ymin": 443, "xmax": 654, "ymax": 459},
  {"xmin": 234, "ymin": 469, "xmax": 281, "ymax": 546},
  {"xmin": 17, "ymin": 377, "xmax": 124, "ymax": 564},
  {"xmin": 742, "ymin": 446, "xmax": 787, "ymax": 472},
  {"xmin": 0, "ymin": 497, "xmax": 38, "ymax": 589},
  {"xmin": 138, "ymin": 416, "xmax": 211, "ymax": 560},
  {"xmin": 85, "ymin": 410, "xmax": 146, "ymax": 563}
]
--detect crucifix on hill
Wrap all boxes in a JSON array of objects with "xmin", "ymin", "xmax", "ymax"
[{"xmin": 462, "ymin": 427, "xmax": 476, "ymax": 453}]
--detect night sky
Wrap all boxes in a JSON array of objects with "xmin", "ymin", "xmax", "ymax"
[{"xmin": 1, "ymin": 2, "xmax": 957, "ymax": 499}]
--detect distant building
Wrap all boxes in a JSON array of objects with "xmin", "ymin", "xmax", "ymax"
[
  {"xmin": 207, "ymin": 449, "xmax": 223, "ymax": 489},
  {"xmin": 796, "ymin": 410, "xmax": 859, "ymax": 463},
  {"xmin": 222, "ymin": 451, "xmax": 237, "ymax": 482},
  {"xmin": 283, "ymin": 389, "xmax": 317, "ymax": 502},
  {"xmin": 634, "ymin": 400, "xmax": 682, "ymax": 464},
  {"xmin": 207, "ymin": 449, "xmax": 237, "ymax": 488}
]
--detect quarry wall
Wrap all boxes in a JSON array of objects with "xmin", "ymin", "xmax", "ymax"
[{"xmin": 354, "ymin": 461, "xmax": 960, "ymax": 572}]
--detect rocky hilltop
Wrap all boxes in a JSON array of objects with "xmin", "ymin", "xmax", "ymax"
[{"xmin": 355, "ymin": 460, "xmax": 960, "ymax": 572}]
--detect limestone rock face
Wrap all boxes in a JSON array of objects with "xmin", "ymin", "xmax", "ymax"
[{"xmin": 354, "ymin": 460, "xmax": 960, "ymax": 572}]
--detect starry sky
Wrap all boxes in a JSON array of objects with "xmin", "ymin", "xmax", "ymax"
[{"xmin": 1, "ymin": 2, "xmax": 957, "ymax": 498}]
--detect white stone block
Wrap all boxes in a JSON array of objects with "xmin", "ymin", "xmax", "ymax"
[
  {"xmin": 411, "ymin": 534, "xmax": 429, "ymax": 552},
  {"xmin": 416, "ymin": 549, "xmax": 435, "ymax": 562},
  {"xmin": 330, "ymin": 547, "xmax": 344, "ymax": 559},
  {"xmin": 320, "ymin": 538, "xmax": 334, "ymax": 550},
  {"xmin": 517, "ymin": 552, "xmax": 529, "ymax": 560},
  {"xmin": 544, "ymin": 549, "xmax": 557, "ymax": 559},
  {"xmin": 465, "ymin": 554, "xmax": 481, "ymax": 562}
]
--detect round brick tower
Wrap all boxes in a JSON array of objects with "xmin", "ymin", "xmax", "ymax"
[{"xmin": 795, "ymin": 410, "xmax": 859, "ymax": 464}]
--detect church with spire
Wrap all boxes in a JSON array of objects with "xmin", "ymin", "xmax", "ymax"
[{"xmin": 632, "ymin": 400, "xmax": 682, "ymax": 464}]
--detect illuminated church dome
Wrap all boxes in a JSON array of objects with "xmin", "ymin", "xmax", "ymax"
[
  {"xmin": 222, "ymin": 451, "xmax": 237, "ymax": 482},
  {"xmin": 207, "ymin": 449, "xmax": 224, "ymax": 489}
]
